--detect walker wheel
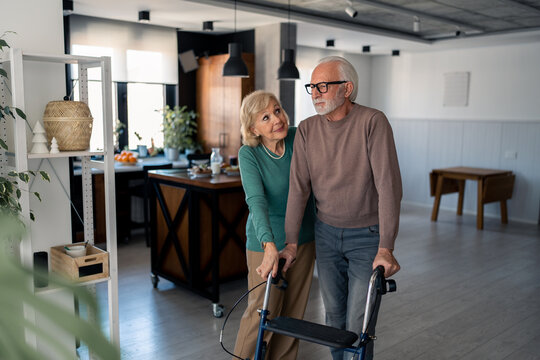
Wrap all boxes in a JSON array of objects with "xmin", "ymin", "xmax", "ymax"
[{"xmin": 212, "ymin": 303, "xmax": 224, "ymax": 318}]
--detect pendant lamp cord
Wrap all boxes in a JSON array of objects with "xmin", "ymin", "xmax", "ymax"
[
  {"xmin": 234, "ymin": 0, "xmax": 237, "ymax": 33},
  {"xmin": 287, "ymin": 0, "xmax": 291, "ymax": 48}
]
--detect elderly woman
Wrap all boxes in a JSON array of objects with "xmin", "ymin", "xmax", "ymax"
[{"xmin": 233, "ymin": 90, "xmax": 316, "ymax": 360}]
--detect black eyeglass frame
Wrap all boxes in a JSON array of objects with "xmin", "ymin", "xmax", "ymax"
[{"xmin": 304, "ymin": 80, "xmax": 347, "ymax": 95}]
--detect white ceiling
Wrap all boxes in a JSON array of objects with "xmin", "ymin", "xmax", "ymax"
[{"xmin": 71, "ymin": 0, "xmax": 540, "ymax": 55}]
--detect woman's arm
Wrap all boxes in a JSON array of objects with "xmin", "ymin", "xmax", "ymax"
[{"xmin": 238, "ymin": 147, "xmax": 279, "ymax": 279}]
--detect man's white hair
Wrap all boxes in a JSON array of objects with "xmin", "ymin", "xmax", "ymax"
[{"xmin": 317, "ymin": 56, "xmax": 358, "ymax": 102}]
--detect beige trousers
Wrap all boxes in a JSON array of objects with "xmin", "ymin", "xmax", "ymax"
[{"xmin": 233, "ymin": 241, "xmax": 315, "ymax": 360}]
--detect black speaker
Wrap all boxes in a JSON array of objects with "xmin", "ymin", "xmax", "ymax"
[{"xmin": 33, "ymin": 251, "xmax": 49, "ymax": 288}]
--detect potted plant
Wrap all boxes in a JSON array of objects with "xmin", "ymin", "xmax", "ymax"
[
  {"xmin": 113, "ymin": 119, "xmax": 125, "ymax": 153},
  {"xmin": 161, "ymin": 105, "xmax": 199, "ymax": 160},
  {"xmin": 134, "ymin": 131, "xmax": 148, "ymax": 157}
]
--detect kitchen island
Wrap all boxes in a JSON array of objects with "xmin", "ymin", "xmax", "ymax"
[{"xmin": 148, "ymin": 169, "xmax": 248, "ymax": 317}]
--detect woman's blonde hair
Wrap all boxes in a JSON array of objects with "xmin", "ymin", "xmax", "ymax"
[{"xmin": 240, "ymin": 90, "xmax": 289, "ymax": 147}]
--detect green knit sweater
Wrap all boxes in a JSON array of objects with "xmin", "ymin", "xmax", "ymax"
[{"xmin": 238, "ymin": 127, "xmax": 315, "ymax": 252}]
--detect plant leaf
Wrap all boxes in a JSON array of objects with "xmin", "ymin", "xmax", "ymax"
[
  {"xmin": 8, "ymin": 195, "xmax": 17, "ymax": 207},
  {"xmin": 39, "ymin": 171, "xmax": 50, "ymax": 182},
  {"xmin": 8, "ymin": 171, "xmax": 17, "ymax": 177},
  {"xmin": 28, "ymin": 170, "xmax": 36, "ymax": 176},
  {"xmin": 18, "ymin": 173, "xmax": 29, "ymax": 183},
  {"xmin": 0, "ymin": 138, "xmax": 7, "ymax": 150},
  {"xmin": 33, "ymin": 192, "xmax": 41, "ymax": 202},
  {"xmin": 29, "ymin": 212, "xmax": 35, "ymax": 221},
  {"xmin": 16, "ymin": 189, "xmax": 21, "ymax": 199},
  {"xmin": 15, "ymin": 107, "xmax": 26, "ymax": 120},
  {"xmin": 0, "ymin": 68, "xmax": 7, "ymax": 78}
]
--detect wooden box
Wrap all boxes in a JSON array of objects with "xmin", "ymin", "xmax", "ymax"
[{"xmin": 50, "ymin": 243, "xmax": 109, "ymax": 282}]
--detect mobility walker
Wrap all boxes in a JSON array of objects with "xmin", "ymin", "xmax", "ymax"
[{"xmin": 253, "ymin": 262, "xmax": 396, "ymax": 360}]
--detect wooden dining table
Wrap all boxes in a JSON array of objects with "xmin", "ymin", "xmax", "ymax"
[{"xmin": 430, "ymin": 166, "xmax": 515, "ymax": 230}]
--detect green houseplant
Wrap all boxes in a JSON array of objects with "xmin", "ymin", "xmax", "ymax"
[
  {"xmin": 0, "ymin": 32, "xmax": 120, "ymax": 360},
  {"xmin": 161, "ymin": 105, "xmax": 199, "ymax": 160}
]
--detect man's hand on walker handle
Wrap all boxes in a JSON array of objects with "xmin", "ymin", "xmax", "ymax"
[
  {"xmin": 279, "ymin": 243, "xmax": 297, "ymax": 273},
  {"xmin": 373, "ymin": 248, "xmax": 400, "ymax": 277},
  {"xmin": 256, "ymin": 242, "xmax": 279, "ymax": 280}
]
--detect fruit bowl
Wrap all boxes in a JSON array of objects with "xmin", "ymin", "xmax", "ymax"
[{"xmin": 114, "ymin": 151, "xmax": 138, "ymax": 165}]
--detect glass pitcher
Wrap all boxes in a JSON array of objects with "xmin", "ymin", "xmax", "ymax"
[{"xmin": 210, "ymin": 147, "xmax": 223, "ymax": 175}]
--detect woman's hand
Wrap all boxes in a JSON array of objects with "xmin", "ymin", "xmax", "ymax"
[
  {"xmin": 256, "ymin": 242, "xmax": 279, "ymax": 280},
  {"xmin": 279, "ymin": 243, "xmax": 297, "ymax": 273}
]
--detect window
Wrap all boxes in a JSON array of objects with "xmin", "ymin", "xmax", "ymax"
[
  {"xmin": 126, "ymin": 83, "xmax": 164, "ymax": 149},
  {"xmin": 71, "ymin": 45, "xmax": 116, "ymax": 151}
]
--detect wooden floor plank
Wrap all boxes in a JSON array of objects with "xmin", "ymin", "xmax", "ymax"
[{"xmin": 78, "ymin": 204, "xmax": 540, "ymax": 359}]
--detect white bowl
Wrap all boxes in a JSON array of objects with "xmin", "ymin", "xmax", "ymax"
[{"xmin": 65, "ymin": 245, "xmax": 86, "ymax": 258}]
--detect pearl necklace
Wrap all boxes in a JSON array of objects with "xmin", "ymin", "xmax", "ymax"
[{"xmin": 262, "ymin": 141, "xmax": 286, "ymax": 160}]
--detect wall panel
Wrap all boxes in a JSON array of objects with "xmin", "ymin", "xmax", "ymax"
[{"xmin": 394, "ymin": 119, "xmax": 540, "ymax": 223}]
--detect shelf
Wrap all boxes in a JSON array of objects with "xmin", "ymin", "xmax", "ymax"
[
  {"xmin": 22, "ymin": 52, "xmax": 104, "ymax": 66},
  {"xmin": 27, "ymin": 150, "xmax": 105, "ymax": 159},
  {"xmin": 6, "ymin": 48, "xmax": 120, "ymax": 349},
  {"xmin": 34, "ymin": 277, "xmax": 110, "ymax": 296},
  {"xmin": 1, "ymin": 52, "xmax": 104, "ymax": 67}
]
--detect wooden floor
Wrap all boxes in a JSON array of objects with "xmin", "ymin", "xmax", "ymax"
[{"xmin": 84, "ymin": 204, "xmax": 540, "ymax": 359}]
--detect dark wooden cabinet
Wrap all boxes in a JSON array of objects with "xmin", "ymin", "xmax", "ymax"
[{"xmin": 196, "ymin": 53, "xmax": 254, "ymax": 161}]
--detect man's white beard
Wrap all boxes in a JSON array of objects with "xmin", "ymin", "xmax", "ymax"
[{"xmin": 313, "ymin": 90, "xmax": 346, "ymax": 116}]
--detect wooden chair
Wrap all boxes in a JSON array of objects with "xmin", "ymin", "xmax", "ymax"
[
  {"xmin": 187, "ymin": 153, "xmax": 211, "ymax": 168},
  {"xmin": 130, "ymin": 163, "xmax": 173, "ymax": 246}
]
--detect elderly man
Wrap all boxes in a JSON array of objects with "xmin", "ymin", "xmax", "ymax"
[{"xmin": 284, "ymin": 56, "xmax": 402, "ymax": 360}]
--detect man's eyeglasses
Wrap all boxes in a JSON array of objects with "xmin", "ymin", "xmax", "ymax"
[{"xmin": 304, "ymin": 81, "xmax": 347, "ymax": 95}]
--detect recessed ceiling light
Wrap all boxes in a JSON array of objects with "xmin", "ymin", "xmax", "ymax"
[
  {"xmin": 138, "ymin": 10, "xmax": 150, "ymax": 23},
  {"xmin": 203, "ymin": 21, "xmax": 214, "ymax": 31}
]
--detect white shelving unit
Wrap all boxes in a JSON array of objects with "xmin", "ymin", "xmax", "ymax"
[{"xmin": 1, "ymin": 49, "xmax": 119, "ymax": 356}]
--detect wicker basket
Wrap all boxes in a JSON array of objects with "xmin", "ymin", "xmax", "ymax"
[{"xmin": 42, "ymin": 100, "xmax": 93, "ymax": 151}]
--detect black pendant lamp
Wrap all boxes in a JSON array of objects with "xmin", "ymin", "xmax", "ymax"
[
  {"xmin": 223, "ymin": 0, "xmax": 249, "ymax": 77},
  {"xmin": 277, "ymin": 0, "xmax": 299, "ymax": 80}
]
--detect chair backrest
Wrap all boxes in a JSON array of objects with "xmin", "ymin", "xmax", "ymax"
[
  {"xmin": 142, "ymin": 163, "xmax": 173, "ymax": 181},
  {"xmin": 187, "ymin": 153, "xmax": 211, "ymax": 168}
]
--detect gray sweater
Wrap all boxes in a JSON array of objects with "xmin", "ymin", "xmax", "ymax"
[{"xmin": 285, "ymin": 103, "xmax": 402, "ymax": 249}]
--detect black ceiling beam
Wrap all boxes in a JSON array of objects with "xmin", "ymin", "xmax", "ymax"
[
  {"xmin": 183, "ymin": 0, "xmax": 433, "ymax": 44},
  {"xmin": 354, "ymin": 0, "xmax": 484, "ymax": 32},
  {"xmin": 496, "ymin": 0, "xmax": 540, "ymax": 15}
]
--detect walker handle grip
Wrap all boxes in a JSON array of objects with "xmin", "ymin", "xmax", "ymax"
[
  {"xmin": 272, "ymin": 258, "xmax": 287, "ymax": 285},
  {"xmin": 375, "ymin": 265, "xmax": 386, "ymax": 279}
]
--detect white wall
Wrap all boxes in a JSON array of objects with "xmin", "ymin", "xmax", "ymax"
[
  {"xmin": 1, "ymin": 0, "xmax": 72, "ymax": 255},
  {"xmin": 372, "ymin": 43, "xmax": 540, "ymax": 120},
  {"xmin": 0, "ymin": 0, "xmax": 64, "ymax": 54},
  {"xmin": 371, "ymin": 43, "xmax": 540, "ymax": 223}
]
